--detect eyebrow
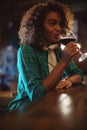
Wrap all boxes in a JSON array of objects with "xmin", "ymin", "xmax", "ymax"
[{"xmin": 48, "ymin": 19, "xmax": 57, "ymax": 22}]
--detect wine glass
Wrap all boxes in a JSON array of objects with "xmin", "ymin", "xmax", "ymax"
[{"xmin": 59, "ymin": 31, "xmax": 87, "ymax": 62}]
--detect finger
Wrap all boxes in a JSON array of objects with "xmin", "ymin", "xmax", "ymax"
[
  {"xmin": 57, "ymin": 80, "xmax": 66, "ymax": 87},
  {"xmin": 58, "ymin": 83, "xmax": 71, "ymax": 89},
  {"xmin": 65, "ymin": 42, "xmax": 80, "ymax": 54},
  {"xmin": 65, "ymin": 84, "xmax": 71, "ymax": 88},
  {"xmin": 65, "ymin": 80, "xmax": 72, "ymax": 88},
  {"xmin": 56, "ymin": 80, "xmax": 72, "ymax": 90},
  {"xmin": 56, "ymin": 81, "xmax": 68, "ymax": 89}
]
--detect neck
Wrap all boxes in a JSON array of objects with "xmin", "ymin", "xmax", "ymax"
[{"xmin": 42, "ymin": 41, "xmax": 51, "ymax": 48}]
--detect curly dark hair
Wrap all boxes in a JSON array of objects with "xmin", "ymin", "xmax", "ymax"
[{"xmin": 18, "ymin": 1, "xmax": 74, "ymax": 49}]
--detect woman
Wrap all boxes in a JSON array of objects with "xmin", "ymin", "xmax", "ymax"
[{"xmin": 8, "ymin": 1, "xmax": 83, "ymax": 111}]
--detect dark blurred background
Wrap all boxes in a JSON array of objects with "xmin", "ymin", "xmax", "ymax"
[{"xmin": 0, "ymin": 0, "xmax": 87, "ymax": 89}]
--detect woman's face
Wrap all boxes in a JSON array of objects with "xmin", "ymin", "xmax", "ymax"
[{"xmin": 43, "ymin": 11, "xmax": 62, "ymax": 46}]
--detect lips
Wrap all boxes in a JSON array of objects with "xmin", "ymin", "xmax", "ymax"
[{"xmin": 54, "ymin": 34, "xmax": 59, "ymax": 40}]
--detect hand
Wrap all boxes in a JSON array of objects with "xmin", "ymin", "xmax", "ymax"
[
  {"xmin": 55, "ymin": 79, "xmax": 72, "ymax": 90},
  {"xmin": 61, "ymin": 42, "xmax": 80, "ymax": 64}
]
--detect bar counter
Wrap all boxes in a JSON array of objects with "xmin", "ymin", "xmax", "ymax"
[{"xmin": 0, "ymin": 79, "xmax": 87, "ymax": 130}]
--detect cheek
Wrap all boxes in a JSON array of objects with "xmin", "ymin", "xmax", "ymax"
[
  {"xmin": 44, "ymin": 23, "xmax": 53, "ymax": 34},
  {"xmin": 43, "ymin": 30, "xmax": 53, "ymax": 41},
  {"xmin": 43, "ymin": 27, "xmax": 53, "ymax": 38},
  {"xmin": 43, "ymin": 23, "xmax": 54, "ymax": 41}
]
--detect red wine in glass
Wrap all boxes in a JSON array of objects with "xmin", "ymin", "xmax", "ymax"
[
  {"xmin": 59, "ymin": 32, "xmax": 87, "ymax": 62},
  {"xmin": 59, "ymin": 37, "xmax": 75, "ymax": 45}
]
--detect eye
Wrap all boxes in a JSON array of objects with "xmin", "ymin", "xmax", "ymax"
[{"xmin": 49, "ymin": 20, "xmax": 56, "ymax": 27}]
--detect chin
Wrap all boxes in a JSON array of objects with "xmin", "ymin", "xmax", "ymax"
[{"xmin": 51, "ymin": 41, "xmax": 58, "ymax": 45}]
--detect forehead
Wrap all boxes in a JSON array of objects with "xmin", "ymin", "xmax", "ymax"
[{"xmin": 44, "ymin": 11, "xmax": 61, "ymax": 22}]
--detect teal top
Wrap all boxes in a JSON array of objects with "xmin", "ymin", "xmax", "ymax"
[{"xmin": 8, "ymin": 44, "xmax": 83, "ymax": 111}]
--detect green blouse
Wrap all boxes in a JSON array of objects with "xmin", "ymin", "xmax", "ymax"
[{"xmin": 8, "ymin": 44, "xmax": 83, "ymax": 111}]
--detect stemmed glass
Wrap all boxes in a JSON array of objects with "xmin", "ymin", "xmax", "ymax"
[{"xmin": 59, "ymin": 31, "xmax": 87, "ymax": 62}]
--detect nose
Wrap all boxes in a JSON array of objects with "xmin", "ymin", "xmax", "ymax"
[{"xmin": 55, "ymin": 24, "xmax": 61, "ymax": 32}]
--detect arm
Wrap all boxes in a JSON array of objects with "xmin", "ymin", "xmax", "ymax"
[
  {"xmin": 42, "ymin": 60, "xmax": 68, "ymax": 91},
  {"xmin": 55, "ymin": 61, "xmax": 83, "ymax": 90},
  {"xmin": 43, "ymin": 42, "xmax": 83, "ymax": 91},
  {"xmin": 43, "ymin": 60, "xmax": 83, "ymax": 90},
  {"xmin": 18, "ymin": 45, "xmax": 46, "ymax": 101},
  {"xmin": 66, "ymin": 75, "xmax": 82, "ymax": 84},
  {"xmin": 55, "ymin": 74, "xmax": 81, "ymax": 90}
]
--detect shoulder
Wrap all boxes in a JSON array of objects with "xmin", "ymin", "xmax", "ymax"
[
  {"xmin": 17, "ymin": 44, "xmax": 42, "ymax": 61},
  {"xmin": 19, "ymin": 44, "xmax": 34, "ymax": 51},
  {"xmin": 18, "ymin": 44, "xmax": 36, "ymax": 55}
]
